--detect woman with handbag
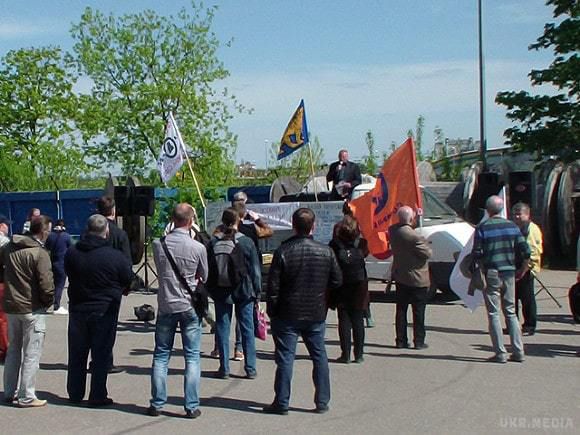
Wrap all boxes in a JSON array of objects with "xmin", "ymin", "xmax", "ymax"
[{"xmin": 329, "ymin": 215, "xmax": 369, "ymax": 363}]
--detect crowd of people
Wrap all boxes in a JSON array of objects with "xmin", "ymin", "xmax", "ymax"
[{"xmin": 0, "ymin": 183, "xmax": 558, "ymax": 418}]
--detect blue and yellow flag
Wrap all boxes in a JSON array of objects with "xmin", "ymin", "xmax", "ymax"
[{"xmin": 277, "ymin": 99, "xmax": 309, "ymax": 160}]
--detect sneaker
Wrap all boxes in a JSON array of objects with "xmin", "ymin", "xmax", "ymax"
[
  {"xmin": 314, "ymin": 404, "xmax": 329, "ymax": 414},
  {"xmin": 414, "ymin": 343, "xmax": 429, "ymax": 350},
  {"xmin": 245, "ymin": 372, "xmax": 257, "ymax": 380},
  {"xmin": 487, "ymin": 353, "xmax": 508, "ymax": 364},
  {"xmin": 233, "ymin": 350, "xmax": 244, "ymax": 361},
  {"xmin": 353, "ymin": 356, "xmax": 364, "ymax": 363},
  {"xmin": 214, "ymin": 371, "xmax": 229, "ymax": 379},
  {"xmin": 263, "ymin": 403, "xmax": 288, "ymax": 415},
  {"xmin": 509, "ymin": 353, "xmax": 525, "ymax": 363},
  {"xmin": 365, "ymin": 317, "xmax": 375, "ymax": 328},
  {"xmin": 210, "ymin": 349, "xmax": 220, "ymax": 359},
  {"xmin": 146, "ymin": 406, "xmax": 160, "ymax": 417},
  {"xmin": 395, "ymin": 342, "xmax": 410, "ymax": 349},
  {"xmin": 522, "ymin": 327, "xmax": 535, "ymax": 336},
  {"xmin": 335, "ymin": 355, "xmax": 350, "ymax": 364},
  {"xmin": 53, "ymin": 307, "xmax": 69, "ymax": 315},
  {"xmin": 3, "ymin": 395, "xmax": 16, "ymax": 405},
  {"xmin": 185, "ymin": 408, "xmax": 201, "ymax": 419},
  {"xmin": 18, "ymin": 399, "xmax": 47, "ymax": 408}
]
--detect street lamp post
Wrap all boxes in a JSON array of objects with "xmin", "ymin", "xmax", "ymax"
[
  {"xmin": 264, "ymin": 139, "xmax": 269, "ymax": 171},
  {"xmin": 478, "ymin": 0, "xmax": 488, "ymax": 171}
]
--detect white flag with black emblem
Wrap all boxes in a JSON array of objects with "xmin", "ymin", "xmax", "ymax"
[{"xmin": 158, "ymin": 112, "xmax": 186, "ymax": 184}]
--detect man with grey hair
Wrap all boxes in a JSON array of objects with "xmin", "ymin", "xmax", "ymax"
[
  {"xmin": 473, "ymin": 195, "xmax": 530, "ymax": 363},
  {"xmin": 65, "ymin": 214, "xmax": 133, "ymax": 406},
  {"xmin": 389, "ymin": 206, "xmax": 432, "ymax": 349},
  {"xmin": 2, "ymin": 215, "xmax": 54, "ymax": 407}
]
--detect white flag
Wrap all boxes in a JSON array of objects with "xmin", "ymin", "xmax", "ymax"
[
  {"xmin": 450, "ymin": 186, "xmax": 507, "ymax": 312},
  {"xmin": 158, "ymin": 112, "xmax": 186, "ymax": 184}
]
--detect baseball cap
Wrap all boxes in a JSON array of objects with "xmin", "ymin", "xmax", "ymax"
[{"xmin": 0, "ymin": 215, "xmax": 11, "ymax": 225}]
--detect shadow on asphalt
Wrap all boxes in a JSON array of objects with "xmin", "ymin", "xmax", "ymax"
[
  {"xmin": 427, "ymin": 325, "xmax": 488, "ymax": 335},
  {"xmin": 537, "ymin": 314, "xmax": 577, "ymax": 325},
  {"xmin": 364, "ymin": 351, "xmax": 490, "ymax": 363},
  {"xmin": 35, "ymin": 391, "xmax": 147, "ymax": 416},
  {"xmin": 201, "ymin": 396, "xmax": 313, "ymax": 414}
]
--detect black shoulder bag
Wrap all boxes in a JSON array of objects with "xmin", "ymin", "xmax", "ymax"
[{"xmin": 160, "ymin": 237, "xmax": 209, "ymax": 318}]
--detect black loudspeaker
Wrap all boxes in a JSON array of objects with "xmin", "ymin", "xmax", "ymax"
[
  {"xmin": 114, "ymin": 186, "xmax": 131, "ymax": 216},
  {"xmin": 473, "ymin": 172, "xmax": 501, "ymax": 209},
  {"xmin": 133, "ymin": 186, "xmax": 155, "ymax": 217},
  {"xmin": 508, "ymin": 171, "xmax": 534, "ymax": 209}
]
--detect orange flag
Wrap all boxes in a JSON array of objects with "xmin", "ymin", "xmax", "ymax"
[{"xmin": 349, "ymin": 138, "xmax": 422, "ymax": 259}]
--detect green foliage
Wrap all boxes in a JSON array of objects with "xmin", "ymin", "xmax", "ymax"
[
  {"xmin": 415, "ymin": 115, "xmax": 425, "ymax": 160},
  {"xmin": 361, "ymin": 130, "xmax": 378, "ymax": 175},
  {"xmin": 0, "ymin": 47, "xmax": 89, "ymax": 191},
  {"xmin": 496, "ymin": 0, "xmax": 579, "ymax": 162},
  {"xmin": 267, "ymin": 136, "xmax": 324, "ymax": 184},
  {"xmin": 438, "ymin": 155, "xmax": 463, "ymax": 181},
  {"xmin": 71, "ymin": 2, "xmax": 245, "ymax": 186}
]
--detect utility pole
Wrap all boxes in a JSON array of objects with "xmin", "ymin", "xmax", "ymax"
[{"xmin": 478, "ymin": 0, "xmax": 488, "ymax": 171}]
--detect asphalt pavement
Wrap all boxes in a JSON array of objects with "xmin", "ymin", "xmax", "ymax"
[{"xmin": 0, "ymin": 269, "xmax": 578, "ymax": 434}]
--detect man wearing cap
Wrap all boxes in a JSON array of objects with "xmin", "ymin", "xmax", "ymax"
[{"xmin": 0, "ymin": 215, "xmax": 11, "ymax": 362}]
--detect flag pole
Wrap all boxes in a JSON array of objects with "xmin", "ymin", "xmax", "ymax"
[
  {"xmin": 307, "ymin": 142, "xmax": 318, "ymax": 202},
  {"xmin": 184, "ymin": 153, "xmax": 206, "ymax": 209},
  {"xmin": 169, "ymin": 111, "xmax": 206, "ymax": 209}
]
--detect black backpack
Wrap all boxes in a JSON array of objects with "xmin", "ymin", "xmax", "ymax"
[
  {"xmin": 212, "ymin": 232, "xmax": 248, "ymax": 288},
  {"xmin": 334, "ymin": 238, "xmax": 366, "ymax": 285}
]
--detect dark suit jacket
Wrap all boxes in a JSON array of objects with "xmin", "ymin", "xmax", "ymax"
[{"xmin": 326, "ymin": 161, "xmax": 362, "ymax": 199}]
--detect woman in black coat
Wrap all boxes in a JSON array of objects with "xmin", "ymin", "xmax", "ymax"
[{"xmin": 329, "ymin": 215, "xmax": 369, "ymax": 363}]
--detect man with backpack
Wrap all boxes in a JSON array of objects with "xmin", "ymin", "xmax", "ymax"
[
  {"xmin": 208, "ymin": 207, "xmax": 261, "ymax": 380},
  {"xmin": 149, "ymin": 203, "xmax": 208, "ymax": 418},
  {"xmin": 265, "ymin": 208, "xmax": 342, "ymax": 415}
]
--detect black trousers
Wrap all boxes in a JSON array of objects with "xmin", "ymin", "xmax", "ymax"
[
  {"xmin": 337, "ymin": 306, "xmax": 365, "ymax": 360},
  {"xmin": 67, "ymin": 305, "xmax": 118, "ymax": 402},
  {"xmin": 395, "ymin": 283, "xmax": 428, "ymax": 346},
  {"xmin": 515, "ymin": 271, "xmax": 537, "ymax": 330}
]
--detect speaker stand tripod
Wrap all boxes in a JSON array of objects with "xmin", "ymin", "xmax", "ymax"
[
  {"xmin": 532, "ymin": 271, "xmax": 562, "ymax": 308},
  {"xmin": 135, "ymin": 218, "xmax": 158, "ymax": 293}
]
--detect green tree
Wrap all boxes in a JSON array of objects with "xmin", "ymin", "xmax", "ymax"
[
  {"xmin": 0, "ymin": 47, "xmax": 88, "ymax": 192},
  {"xmin": 267, "ymin": 136, "xmax": 324, "ymax": 184},
  {"xmin": 415, "ymin": 115, "xmax": 425, "ymax": 160},
  {"xmin": 71, "ymin": 2, "xmax": 245, "ymax": 186},
  {"xmin": 362, "ymin": 130, "xmax": 378, "ymax": 175},
  {"xmin": 496, "ymin": 0, "xmax": 579, "ymax": 162}
]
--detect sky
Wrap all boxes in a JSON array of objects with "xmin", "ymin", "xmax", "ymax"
[{"xmin": 0, "ymin": 0, "xmax": 557, "ymax": 167}]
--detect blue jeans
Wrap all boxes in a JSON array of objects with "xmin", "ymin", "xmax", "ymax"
[
  {"xmin": 483, "ymin": 270, "xmax": 524, "ymax": 356},
  {"xmin": 271, "ymin": 318, "xmax": 330, "ymax": 409},
  {"xmin": 214, "ymin": 299, "xmax": 256, "ymax": 377},
  {"xmin": 150, "ymin": 309, "xmax": 202, "ymax": 411}
]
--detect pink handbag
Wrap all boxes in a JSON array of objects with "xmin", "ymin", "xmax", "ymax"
[{"xmin": 254, "ymin": 304, "xmax": 268, "ymax": 341}]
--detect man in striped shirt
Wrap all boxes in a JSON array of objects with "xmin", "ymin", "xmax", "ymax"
[{"xmin": 472, "ymin": 195, "xmax": 531, "ymax": 363}]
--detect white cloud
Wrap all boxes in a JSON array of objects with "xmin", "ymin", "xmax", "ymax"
[{"xmin": 0, "ymin": 19, "xmax": 60, "ymax": 39}]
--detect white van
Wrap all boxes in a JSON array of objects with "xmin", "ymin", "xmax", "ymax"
[{"xmin": 351, "ymin": 183, "xmax": 473, "ymax": 297}]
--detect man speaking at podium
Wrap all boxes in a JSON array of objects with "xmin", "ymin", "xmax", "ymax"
[{"xmin": 326, "ymin": 149, "xmax": 362, "ymax": 200}]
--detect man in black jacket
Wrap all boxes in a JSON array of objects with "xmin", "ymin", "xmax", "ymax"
[
  {"xmin": 97, "ymin": 196, "xmax": 131, "ymax": 261},
  {"xmin": 65, "ymin": 215, "xmax": 133, "ymax": 406},
  {"xmin": 326, "ymin": 149, "xmax": 362, "ymax": 200},
  {"xmin": 95, "ymin": 196, "xmax": 131, "ymax": 373},
  {"xmin": 265, "ymin": 208, "xmax": 342, "ymax": 415}
]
